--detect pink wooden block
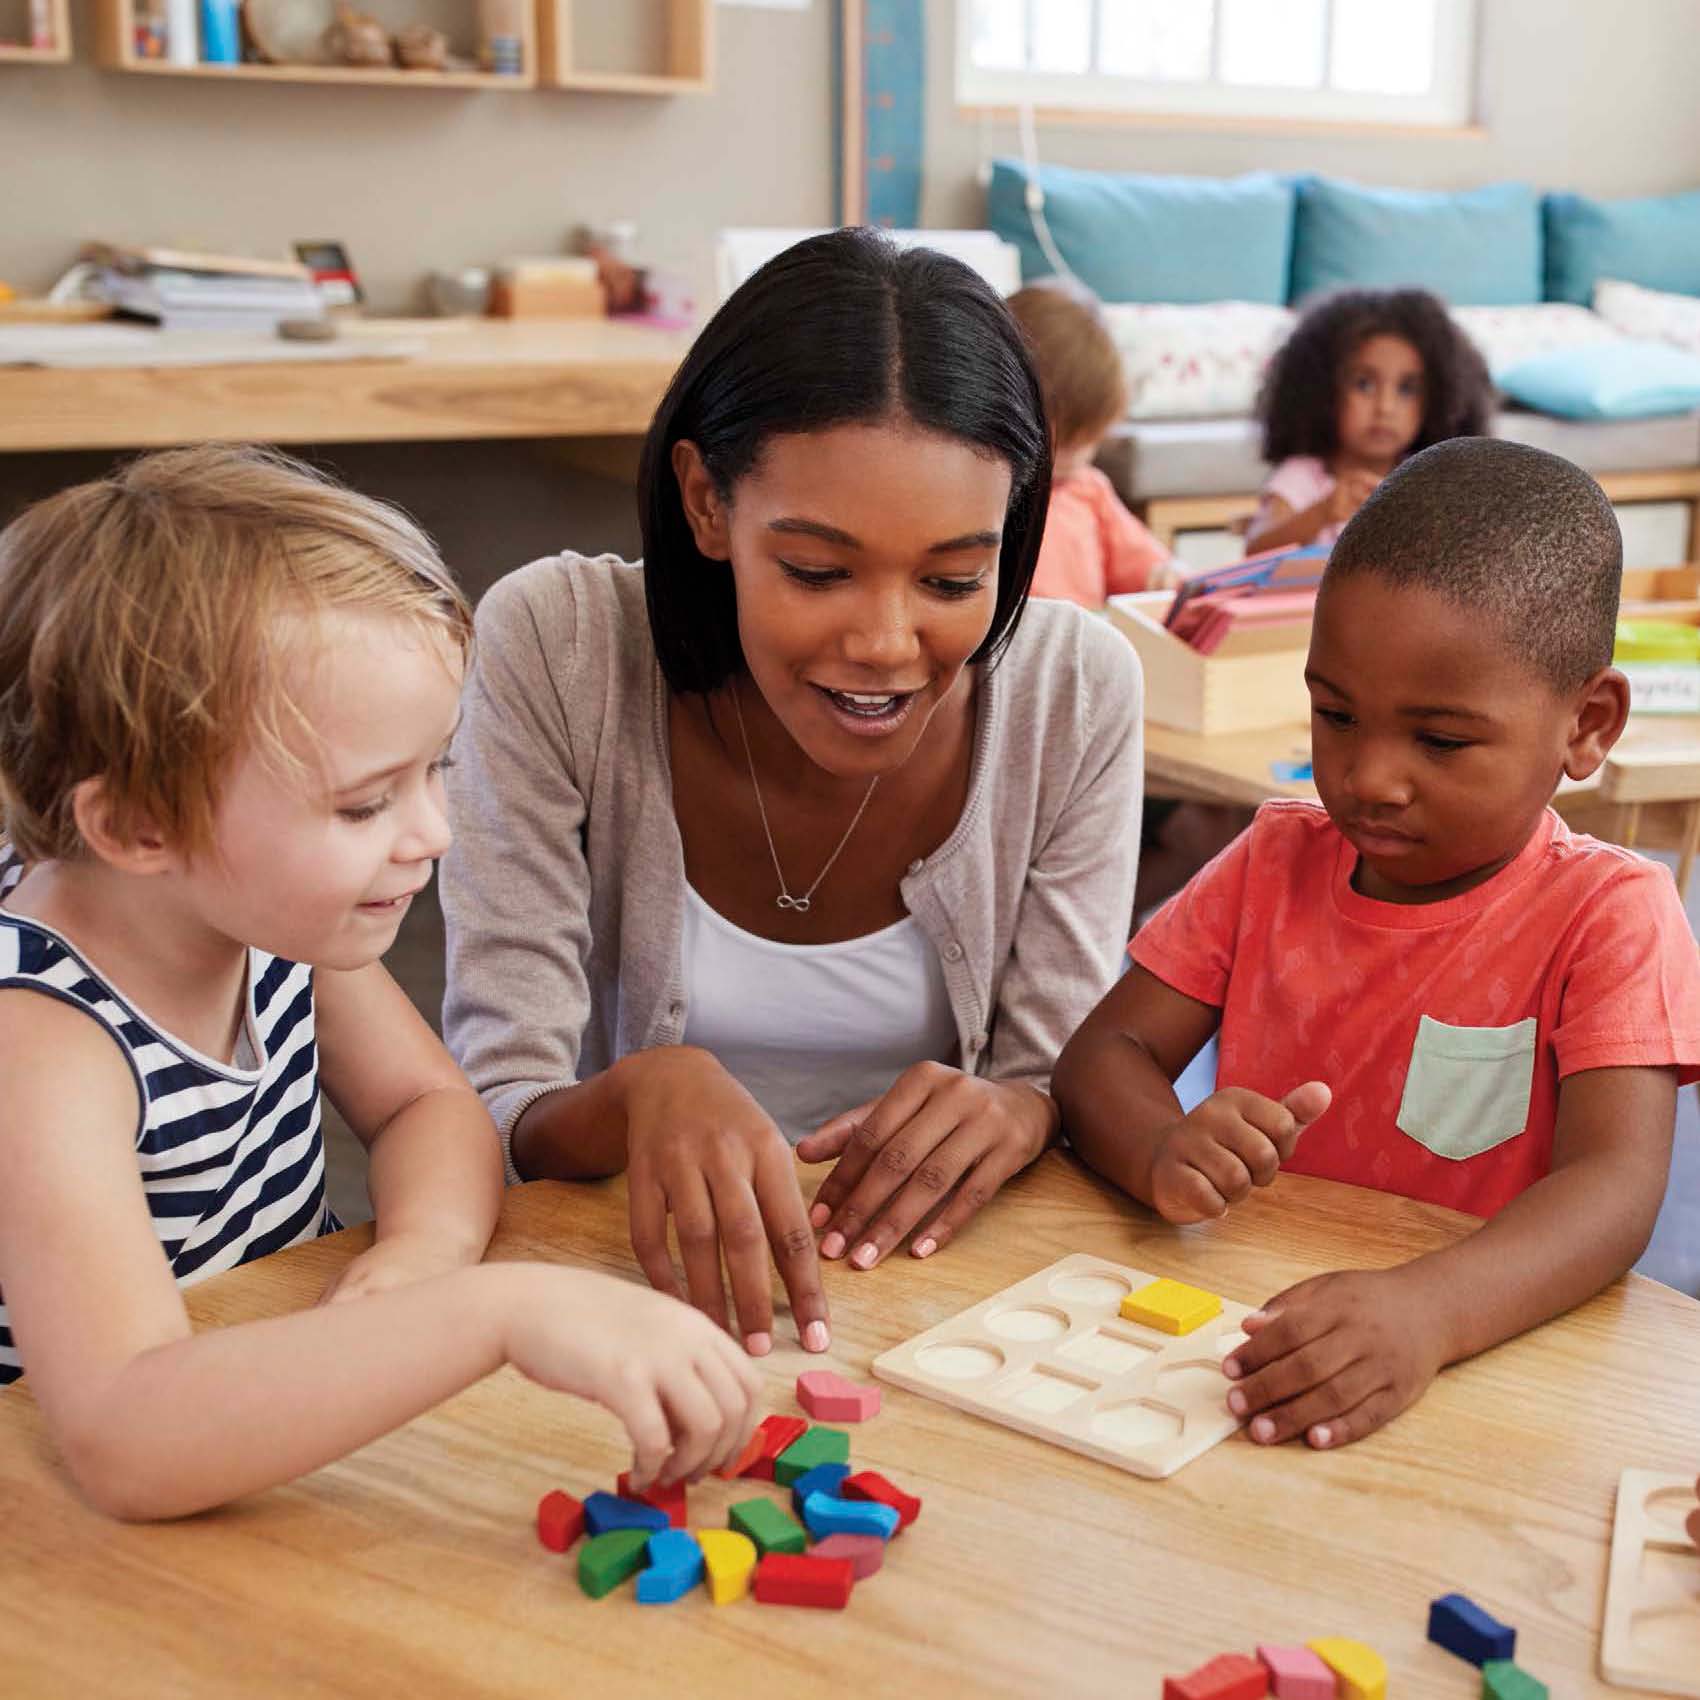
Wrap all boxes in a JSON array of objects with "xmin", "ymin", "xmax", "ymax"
[
  {"xmin": 808, "ymin": 1532, "xmax": 886, "ymax": 1579},
  {"xmin": 795, "ymin": 1369, "xmax": 881, "ymax": 1422},
  {"xmin": 1257, "ymin": 1644, "xmax": 1337, "ymax": 1700}
]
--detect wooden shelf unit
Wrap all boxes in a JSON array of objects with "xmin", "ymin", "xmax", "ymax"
[
  {"xmin": 0, "ymin": 0, "xmax": 71, "ymax": 61},
  {"xmin": 539, "ymin": 0, "xmax": 710, "ymax": 94},
  {"xmin": 95, "ymin": 0, "xmax": 536, "ymax": 87}
]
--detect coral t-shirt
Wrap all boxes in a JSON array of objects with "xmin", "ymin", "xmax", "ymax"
[
  {"xmin": 1130, "ymin": 800, "xmax": 1700, "ymax": 1218},
  {"xmin": 1030, "ymin": 465, "xmax": 1171, "ymax": 609}
]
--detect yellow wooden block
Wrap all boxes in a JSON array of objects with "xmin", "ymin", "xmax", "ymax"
[
  {"xmin": 1308, "ymin": 1637, "xmax": 1388, "ymax": 1700},
  {"xmin": 1119, "ymin": 1277, "xmax": 1222, "ymax": 1335},
  {"xmin": 697, "ymin": 1528, "xmax": 757, "ymax": 1605}
]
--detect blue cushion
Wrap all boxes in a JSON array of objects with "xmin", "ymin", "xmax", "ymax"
[
  {"xmin": 1290, "ymin": 178, "xmax": 1541, "ymax": 306},
  {"xmin": 1498, "ymin": 340, "xmax": 1700, "ymax": 420},
  {"xmin": 1544, "ymin": 189, "xmax": 1700, "ymax": 306},
  {"xmin": 986, "ymin": 159, "xmax": 1295, "ymax": 305}
]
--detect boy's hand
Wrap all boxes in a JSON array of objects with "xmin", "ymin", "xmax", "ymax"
[
  {"xmin": 1222, "ymin": 1267, "xmax": 1448, "ymax": 1449},
  {"xmin": 1148, "ymin": 1081, "xmax": 1330, "ymax": 1223},
  {"xmin": 318, "ymin": 1230, "xmax": 480, "ymax": 1306}
]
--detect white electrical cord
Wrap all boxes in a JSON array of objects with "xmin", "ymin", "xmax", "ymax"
[{"xmin": 1018, "ymin": 99, "xmax": 1082, "ymax": 285}]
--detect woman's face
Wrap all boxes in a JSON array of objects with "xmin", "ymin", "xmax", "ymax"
[{"xmin": 677, "ymin": 418, "xmax": 1013, "ymax": 780}]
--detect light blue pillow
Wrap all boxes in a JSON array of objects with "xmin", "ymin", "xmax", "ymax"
[
  {"xmin": 986, "ymin": 159, "xmax": 1295, "ymax": 305},
  {"xmin": 1290, "ymin": 178, "xmax": 1541, "ymax": 306},
  {"xmin": 1498, "ymin": 340, "xmax": 1700, "ymax": 420},
  {"xmin": 1544, "ymin": 189, "xmax": 1700, "ymax": 306}
]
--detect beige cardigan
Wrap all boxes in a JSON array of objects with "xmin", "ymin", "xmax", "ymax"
[{"xmin": 440, "ymin": 555, "xmax": 1144, "ymax": 1179}]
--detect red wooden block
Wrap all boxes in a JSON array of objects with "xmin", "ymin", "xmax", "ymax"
[
  {"xmin": 809, "ymin": 1532, "xmax": 885, "ymax": 1580},
  {"xmin": 841, "ymin": 1469, "xmax": 921, "ymax": 1530},
  {"xmin": 536, "ymin": 1488, "xmax": 584, "ymax": 1553},
  {"xmin": 720, "ymin": 1414, "xmax": 809, "ymax": 1481},
  {"xmin": 795, "ymin": 1369, "xmax": 882, "ymax": 1422},
  {"xmin": 1163, "ymin": 1653, "xmax": 1269, "ymax": 1700},
  {"xmin": 615, "ymin": 1470, "xmax": 687, "ymax": 1528},
  {"xmin": 751, "ymin": 1552, "xmax": 855, "ymax": 1610}
]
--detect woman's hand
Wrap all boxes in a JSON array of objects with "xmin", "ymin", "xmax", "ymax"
[
  {"xmin": 797, "ymin": 1064, "xmax": 1056, "ymax": 1269},
  {"xmin": 618, "ymin": 1047, "xmax": 830, "ymax": 1357}
]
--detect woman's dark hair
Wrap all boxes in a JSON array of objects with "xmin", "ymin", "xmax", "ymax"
[
  {"xmin": 638, "ymin": 227, "xmax": 1052, "ymax": 695},
  {"xmin": 1255, "ymin": 287, "xmax": 1494, "ymax": 465}
]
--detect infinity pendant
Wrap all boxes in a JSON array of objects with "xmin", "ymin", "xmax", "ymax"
[{"xmin": 776, "ymin": 894, "xmax": 812, "ymax": 912}]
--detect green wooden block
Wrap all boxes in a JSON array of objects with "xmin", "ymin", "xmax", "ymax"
[
  {"xmin": 728, "ymin": 1497, "xmax": 807, "ymax": 1556},
  {"xmin": 577, "ymin": 1527, "xmax": 652, "ymax": 1598},
  {"xmin": 773, "ymin": 1426, "xmax": 850, "ymax": 1487},
  {"xmin": 1482, "ymin": 1661, "xmax": 1548, "ymax": 1700}
]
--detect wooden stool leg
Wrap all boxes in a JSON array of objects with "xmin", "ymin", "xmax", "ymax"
[
  {"xmin": 1617, "ymin": 802, "xmax": 1644, "ymax": 850},
  {"xmin": 1676, "ymin": 802, "xmax": 1700, "ymax": 900}
]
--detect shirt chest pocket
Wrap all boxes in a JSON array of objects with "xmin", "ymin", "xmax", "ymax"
[{"xmin": 1395, "ymin": 1015, "xmax": 1537, "ymax": 1162}]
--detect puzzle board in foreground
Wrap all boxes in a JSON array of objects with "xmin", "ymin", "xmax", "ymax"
[
  {"xmin": 1600, "ymin": 1467, "xmax": 1700, "ymax": 1697},
  {"xmin": 872, "ymin": 1254, "xmax": 1252, "ymax": 1479}
]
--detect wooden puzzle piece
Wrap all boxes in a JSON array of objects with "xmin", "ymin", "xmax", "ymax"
[
  {"xmin": 751, "ymin": 1551, "xmax": 855, "ymax": 1610},
  {"xmin": 720, "ymin": 1414, "xmax": 809, "ymax": 1481},
  {"xmin": 1120, "ymin": 1276, "xmax": 1222, "ymax": 1336},
  {"xmin": 536, "ymin": 1488, "xmax": 584, "ymax": 1553},
  {"xmin": 1254, "ymin": 1644, "xmax": 1334, "ymax": 1700},
  {"xmin": 577, "ymin": 1528, "xmax": 652, "ymax": 1598},
  {"xmin": 801, "ymin": 1491, "xmax": 900, "ymax": 1542},
  {"xmin": 634, "ymin": 1528, "xmax": 704, "ymax": 1604},
  {"xmin": 1601, "ymin": 1467, "xmax": 1700, "ymax": 1697},
  {"xmin": 582, "ymin": 1491, "xmax": 671, "ymax": 1537},
  {"xmin": 1162, "ymin": 1651, "xmax": 1269, "ymax": 1700},
  {"xmin": 728, "ymin": 1497, "xmax": 807, "ymax": 1556},
  {"xmin": 617, "ymin": 1470, "xmax": 688, "ymax": 1528},
  {"xmin": 789, "ymin": 1460, "xmax": 851, "ymax": 1516},
  {"xmin": 1481, "ymin": 1662, "xmax": 1547, "ymax": 1700},
  {"xmin": 796, "ymin": 1369, "xmax": 882, "ymax": 1421},
  {"xmin": 1428, "ymin": 1592, "xmax": 1515, "ymax": 1666},
  {"xmin": 697, "ymin": 1528, "xmax": 758, "ymax": 1605},
  {"xmin": 1307, "ymin": 1637, "xmax": 1387, "ymax": 1700},
  {"xmin": 774, "ymin": 1425, "xmax": 851, "ymax": 1487},
  {"xmin": 841, "ymin": 1469, "xmax": 922, "ymax": 1530},
  {"xmin": 809, "ymin": 1532, "xmax": 885, "ymax": 1579}
]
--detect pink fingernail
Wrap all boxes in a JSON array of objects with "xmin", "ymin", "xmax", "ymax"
[
  {"xmin": 1310, "ymin": 1425, "xmax": 1332, "ymax": 1448},
  {"xmin": 850, "ymin": 1243, "xmax": 877, "ymax": 1270},
  {"xmin": 912, "ymin": 1237, "xmax": 936, "ymax": 1259},
  {"xmin": 1250, "ymin": 1416, "xmax": 1275, "ymax": 1443},
  {"xmin": 1223, "ymin": 1357, "xmax": 1241, "ymax": 1379},
  {"xmin": 809, "ymin": 1203, "xmax": 829, "ymax": 1228},
  {"xmin": 803, "ymin": 1321, "xmax": 830, "ymax": 1352},
  {"xmin": 1227, "ymin": 1389, "xmax": 1247, "ymax": 1415},
  {"xmin": 820, "ymin": 1232, "xmax": 846, "ymax": 1260},
  {"xmin": 745, "ymin": 1331, "xmax": 772, "ymax": 1357}
]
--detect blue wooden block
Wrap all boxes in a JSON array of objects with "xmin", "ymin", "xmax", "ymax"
[
  {"xmin": 582, "ymin": 1491, "xmax": 670, "ymax": 1538},
  {"xmin": 790, "ymin": 1461, "xmax": 851, "ymax": 1517},
  {"xmin": 635, "ymin": 1528, "xmax": 704, "ymax": 1603},
  {"xmin": 1428, "ymin": 1592, "xmax": 1516, "ymax": 1666},
  {"xmin": 801, "ymin": 1491, "xmax": 900, "ymax": 1542}
]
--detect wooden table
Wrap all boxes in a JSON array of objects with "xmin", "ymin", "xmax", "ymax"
[
  {"xmin": 2, "ymin": 1160, "xmax": 1695, "ymax": 1697},
  {"xmin": 0, "ymin": 317, "xmax": 692, "ymax": 453}
]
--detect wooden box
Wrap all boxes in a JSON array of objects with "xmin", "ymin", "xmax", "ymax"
[{"xmin": 1105, "ymin": 591, "xmax": 1312, "ymax": 736}]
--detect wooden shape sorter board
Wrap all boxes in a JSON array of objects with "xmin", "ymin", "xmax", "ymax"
[
  {"xmin": 871, "ymin": 1254, "xmax": 1253, "ymax": 1479},
  {"xmin": 1600, "ymin": 1467, "xmax": 1700, "ymax": 1696}
]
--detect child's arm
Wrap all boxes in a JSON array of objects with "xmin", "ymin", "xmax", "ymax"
[
  {"xmin": 1100, "ymin": 497, "xmax": 1182, "ymax": 597},
  {"xmin": 1221, "ymin": 1064, "xmax": 1677, "ymax": 1450},
  {"xmin": 1054, "ymin": 964, "xmax": 1329, "ymax": 1219},
  {"xmin": 312, "ymin": 961, "xmax": 502, "ymax": 1304},
  {"xmin": 0, "ymin": 992, "xmax": 759, "ymax": 1521},
  {"xmin": 1243, "ymin": 468, "xmax": 1380, "ymax": 553}
]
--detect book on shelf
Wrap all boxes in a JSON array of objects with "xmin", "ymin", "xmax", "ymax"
[{"xmin": 81, "ymin": 243, "xmax": 324, "ymax": 334}]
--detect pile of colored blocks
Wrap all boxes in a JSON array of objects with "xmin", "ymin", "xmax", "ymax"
[{"xmin": 535, "ymin": 1371, "xmax": 920, "ymax": 1610}]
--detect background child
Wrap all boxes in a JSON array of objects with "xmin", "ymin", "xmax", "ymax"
[
  {"xmin": 1006, "ymin": 280, "xmax": 1181, "ymax": 608},
  {"xmin": 0, "ymin": 447, "xmax": 757, "ymax": 1519},
  {"xmin": 1058, "ymin": 437, "xmax": 1700, "ymax": 1452},
  {"xmin": 1245, "ymin": 287, "xmax": 1493, "ymax": 554}
]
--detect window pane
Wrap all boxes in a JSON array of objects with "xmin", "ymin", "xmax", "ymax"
[
  {"xmin": 1099, "ymin": 0, "xmax": 1212, "ymax": 81},
  {"xmin": 1031, "ymin": 0, "xmax": 1091, "ymax": 73},
  {"xmin": 1219, "ymin": 0, "xmax": 1325, "ymax": 87},
  {"xmin": 1331, "ymin": 0, "xmax": 1437, "ymax": 94},
  {"xmin": 968, "ymin": 0, "xmax": 1026, "ymax": 70}
]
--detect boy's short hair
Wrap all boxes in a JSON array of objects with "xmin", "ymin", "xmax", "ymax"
[
  {"xmin": 1005, "ymin": 280, "xmax": 1128, "ymax": 450},
  {"xmin": 0, "ymin": 444, "xmax": 471, "ymax": 862},
  {"xmin": 1326, "ymin": 437, "xmax": 1622, "ymax": 692}
]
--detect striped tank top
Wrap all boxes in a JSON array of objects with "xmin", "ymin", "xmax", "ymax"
[{"xmin": 0, "ymin": 847, "xmax": 335, "ymax": 1384}]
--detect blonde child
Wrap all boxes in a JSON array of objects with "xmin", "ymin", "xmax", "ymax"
[
  {"xmin": 1006, "ymin": 281, "xmax": 1180, "ymax": 608},
  {"xmin": 1058, "ymin": 438, "xmax": 1700, "ymax": 1451},
  {"xmin": 0, "ymin": 447, "xmax": 757, "ymax": 1519},
  {"xmin": 1245, "ymin": 288, "xmax": 1493, "ymax": 554}
]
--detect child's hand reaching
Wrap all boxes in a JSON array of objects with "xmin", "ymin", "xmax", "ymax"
[
  {"xmin": 1222, "ymin": 1267, "xmax": 1448, "ymax": 1450},
  {"xmin": 1147, "ymin": 1081, "xmax": 1330, "ymax": 1223},
  {"xmin": 1324, "ymin": 468, "xmax": 1381, "ymax": 530}
]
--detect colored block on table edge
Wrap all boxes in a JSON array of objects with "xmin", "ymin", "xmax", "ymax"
[
  {"xmin": 616, "ymin": 1469, "xmax": 688, "ymax": 1528},
  {"xmin": 578, "ymin": 1528, "xmax": 653, "ymax": 1598},
  {"xmin": 635, "ymin": 1528, "xmax": 704, "ymax": 1603},
  {"xmin": 1162, "ymin": 1650, "xmax": 1269, "ymax": 1700},
  {"xmin": 1481, "ymin": 1662, "xmax": 1548, "ymax": 1700},
  {"xmin": 697, "ymin": 1528, "xmax": 758, "ymax": 1605},
  {"xmin": 751, "ymin": 1551, "xmax": 856, "ymax": 1609},
  {"xmin": 1255, "ymin": 1644, "xmax": 1335, "ymax": 1700},
  {"xmin": 789, "ymin": 1461, "xmax": 851, "ymax": 1517},
  {"xmin": 582, "ymin": 1490, "xmax": 671, "ymax": 1537},
  {"xmin": 796, "ymin": 1369, "xmax": 882, "ymax": 1422},
  {"xmin": 1307, "ymin": 1637, "xmax": 1387, "ymax": 1700},
  {"xmin": 809, "ymin": 1532, "xmax": 886, "ymax": 1579},
  {"xmin": 1120, "ymin": 1275, "xmax": 1223, "ymax": 1335},
  {"xmin": 1429, "ymin": 1592, "xmax": 1516, "ymax": 1666},
  {"xmin": 774, "ymin": 1425, "xmax": 851, "ymax": 1487},
  {"xmin": 801, "ymin": 1491, "xmax": 900, "ymax": 1542},
  {"xmin": 536, "ymin": 1488, "xmax": 584, "ymax": 1553},
  {"xmin": 841, "ymin": 1469, "xmax": 922, "ymax": 1530},
  {"xmin": 728, "ymin": 1496, "xmax": 808, "ymax": 1556}
]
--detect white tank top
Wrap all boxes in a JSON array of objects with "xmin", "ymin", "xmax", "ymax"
[{"xmin": 680, "ymin": 886, "xmax": 960, "ymax": 1144}]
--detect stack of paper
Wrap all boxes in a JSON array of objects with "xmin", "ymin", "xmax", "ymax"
[{"xmin": 82, "ymin": 243, "xmax": 324, "ymax": 335}]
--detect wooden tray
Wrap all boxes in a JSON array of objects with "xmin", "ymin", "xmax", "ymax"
[{"xmin": 1600, "ymin": 1467, "xmax": 1700, "ymax": 1696}]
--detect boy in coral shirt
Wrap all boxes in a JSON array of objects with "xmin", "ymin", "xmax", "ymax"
[{"xmin": 1057, "ymin": 437, "xmax": 1700, "ymax": 1452}]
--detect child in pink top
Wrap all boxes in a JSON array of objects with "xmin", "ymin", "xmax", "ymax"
[
  {"xmin": 1058, "ymin": 437, "xmax": 1700, "ymax": 1453},
  {"xmin": 1007, "ymin": 282, "xmax": 1179, "ymax": 607},
  {"xmin": 1245, "ymin": 289, "xmax": 1492, "ymax": 554}
]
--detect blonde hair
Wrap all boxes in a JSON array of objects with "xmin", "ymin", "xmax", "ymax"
[
  {"xmin": 0, "ymin": 444, "xmax": 472, "ymax": 862},
  {"xmin": 1006, "ymin": 280, "xmax": 1128, "ymax": 451}
]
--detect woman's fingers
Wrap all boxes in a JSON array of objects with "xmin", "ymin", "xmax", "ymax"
[
  {"xmin": 668, "ymin": 1170, "xmax": 730, "ymax": 1332},
  {"xmin": 706, "ymin": 1162, "xmax": 777, "ymax": 1354},
  {"xmin": 832, "ymin": 1118, "xmax": 978, "ymax": 1268},
  {"xmin": 754, "ymin": 1146, "xmax": 831, "ymax": 1352},
  {"xmin": 628, "ymin": 1164, "xmax": 685, "ymax": 1301},
  {"xmin": 796, "ymin": 1101, "xmax": 880, "ymax": 1205}
]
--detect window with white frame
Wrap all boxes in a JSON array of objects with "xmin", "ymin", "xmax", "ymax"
[{"xmin": 958, "ymin": 0, "xmax": 1479, "ymax": 128}]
